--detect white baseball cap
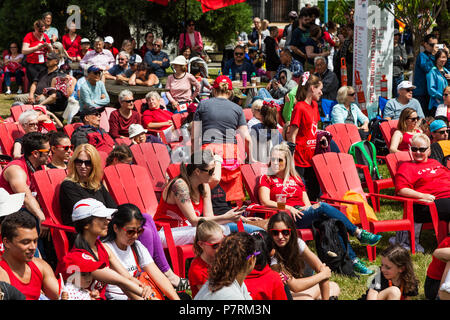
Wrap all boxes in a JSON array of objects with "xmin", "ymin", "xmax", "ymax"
[
  {"xmin": 80, "ymin": 38, "xmax": 90, "ymax": 44},
  {"xmin": 397, "ymin": 80, "xmax": 416, "ymax": 91},
  {"xmin": 0, "ymin": 188, "xmax": 25, "ymax": 218},
  {"xmin": 104, "ymin": 36, "xmax": 114, "ymax": 44},
  {"xmin": 72, "ymin": 198, "xmax": 117, "ymax": 222},
  {"xmin": 170, "ymin": 55, "xmax": 188, "ymax": 66},
  {"xmin": 128, "ymin": 124, "xmax": 147, "ymax": 138}
]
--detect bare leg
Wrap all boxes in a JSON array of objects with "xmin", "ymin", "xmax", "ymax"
[{"xmin": 438, "ymin": 261, "xmax": 450, "ymax": 300}]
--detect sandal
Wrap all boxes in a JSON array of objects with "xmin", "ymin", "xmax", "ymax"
[{"xmin": 174, "ymin": 277, "xmax": 190, "ymax": 291}]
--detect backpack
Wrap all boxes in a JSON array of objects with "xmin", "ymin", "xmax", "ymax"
[
  {"xmin": 348, "ymin": 140, "xmax": 381, "ymax": 181},
  {"xmin": 312, "ymin": 217, "xmax": 358, "ymax": 277},
  {"xmin": 367, "ymin": 117, "xmax": 389, "ymax": 156}
]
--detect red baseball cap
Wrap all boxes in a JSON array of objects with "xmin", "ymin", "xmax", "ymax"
[
  {"xmin": 63, "ymin": 250, "xmax": 106, "ymax": 274},
  {"xmin": 213, "ymin": 75, "xmax": 233, "ymax": 90}
]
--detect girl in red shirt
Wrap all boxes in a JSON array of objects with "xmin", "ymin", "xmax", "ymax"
[{"xmin": 188, "ymin": 219, "xmax": 224, "ymax": 298}]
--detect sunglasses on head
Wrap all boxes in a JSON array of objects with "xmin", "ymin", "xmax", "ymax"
[
  {"xmin": 74, "ymin": 159, "xmax": 92, "ymax": 166},
  {"xmin": 121, "ymin": 226, "xmax": 144, "ymax": 237},
  {"xmin": 410, "ymin": 146, "xmax": 428, "ymax": 153},
  {"xmin": 269, "ymin": 229, "xmax": 291, "ymax": 237},
  {"xmin": 55, "ymin": 145, "xmax": 74, "ymax": 151},
  {"xmin": 199, "ymin": 167, "xmax": 215, "ymax": 176}
]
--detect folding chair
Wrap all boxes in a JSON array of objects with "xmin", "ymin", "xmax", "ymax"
[
  {"xmin": 320, "ymin": 99, "xmax": 337, "ymax": 128},
  {"xmin": 312, "ymin": 152, "xmax": 416, "ymax": 261},
  {"xmin": 378, "ymin": 96, "xmax": 388, "ymax": 118}
]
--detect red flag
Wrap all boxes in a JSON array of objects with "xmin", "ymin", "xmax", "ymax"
[
  {"xmin": 200, "ymin": 0, "xmax": 246, "ymax": 12},
  {"xmin": 147, "ymin": 0, "xmax": 170, "ymax": 5}
]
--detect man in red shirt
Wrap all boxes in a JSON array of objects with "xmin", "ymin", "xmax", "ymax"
[{"xmin": 0, "ymin": 210, "xmax": 60, "ymax": 300}]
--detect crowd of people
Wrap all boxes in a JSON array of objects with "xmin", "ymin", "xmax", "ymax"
[{"xmin": 0, "ymin": 6, "xmax": 449, "ymax": 302}]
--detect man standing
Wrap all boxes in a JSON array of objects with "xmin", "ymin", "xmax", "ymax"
[
  {"xmin": 283, "ymin": 11, "xmax": 298, "ymax": 47},
  {"xmin": 314, "ymin": 56, "xmax": 339, "ymax": 101},
  {"xmin": 384, "ymin": 81, "xmax": 425, "ymax": 120},
  {"xmin": 144, "ymin": 38, "xmax": 170, "ymax": 79},
  {"xmin": 0, "ymin": 210, "xmax": 60, "ymax": 300},
  {"xmin": 248, "ymin": 17, "xmax": 263, "ymax": 50},
  {"xmin": 80, "ymin": 37, "xmax": 115, "ymax": 72},
  {"xmin": 288, "ymin": 8, "xmax": 311, "ymax": 66},
  {"xmin": 79, "ymin": 65, "xmax": 110, "ymax": 111},
  {"xmin": 275, "ymin": 48, "xmax": 303, "ymax": 80},
  {"xmin": 0, "ymin": 132, "xmax": 50, "ymax": 224},
  {"xmin": 222, "ymin": 45, "xmax": 256, "ymax": 80}
]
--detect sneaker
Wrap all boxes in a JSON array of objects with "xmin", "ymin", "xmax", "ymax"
[
  {"xmin": 5, "ymin": 89, "xmax": 11, "ymax": 95},
  {"xmin": 17, "ymin": 88, "xmax": 22, "ymax": 94},
  {"xmin": 353, "ymin": 259, "xmax": 374, "ymax": 275},
  {"xmin": 358, "ymin": 230, "xmax": 381, "ymax": 246}
]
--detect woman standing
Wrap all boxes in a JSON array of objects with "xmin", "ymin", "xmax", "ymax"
[
  {"xmin": 165, "ymin": 55, "xmax": 200, "ymax": 114},
  {"xmin": 178, "ymin": 20, "xmax": 204, "ymax": 57},
  {"xmin": 108, "ymin": 90, "xmax": 141, "ymax": 139},
  {"xmin": 427, "ymin": 49, "xmax": 450, "ymax": 116},
  {"xmin": 3, "ymin": 42, "xmax": 24, "ymax": 94},
  {"xmin": 305, "ymin": 25, "xmax": 329, "ymax": 70},
  {"xmin": 389, "ymin": 107, "xmax": 422, "ymax": 153},
  {"xmin": 62, "ymin": 22, "xmax": 82, "ymax": 62},
  {"xmin": 435, "ymin": 86, "xmax": 450, "ymax": 122}
]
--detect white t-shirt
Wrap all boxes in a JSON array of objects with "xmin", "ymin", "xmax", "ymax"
[
  {"xmin": 103, "ymin": 240, "xmax": 154, "ymax": 300},
  {"xmin": 194, "ymin": 279, "xmax": 253, "ymax": 300},
  {"xmin": 270, "ymin": 238, "xmax": 306, "ymax": 266}
]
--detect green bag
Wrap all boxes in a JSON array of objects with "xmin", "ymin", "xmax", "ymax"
[{"xmin": 348, "ymin": 140, "xmax": 380, "ymax": 181}]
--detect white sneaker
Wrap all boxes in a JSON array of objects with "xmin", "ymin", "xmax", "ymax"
[
  {"xmin": 17, "ymin": 89, "xmax": 22, "ymax": 94},
  {"xmin": 5, "ymin": 89, "xmax": 11, "ymax": 95}
]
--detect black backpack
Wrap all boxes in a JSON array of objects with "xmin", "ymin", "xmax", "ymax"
[
  {"xmin": 312, "ymin": 217, "xmax": 358, "ymax": 278},
  {"xmin": 368, "ymin": 117, "xmax": 389, "ymax": 156}
]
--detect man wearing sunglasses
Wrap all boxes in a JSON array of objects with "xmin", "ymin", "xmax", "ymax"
[
  {"xmin": 104, "ymin": 51, "xmax": 129, "ymax": 82},
  {"xmin": 0, "ymin": 132, "xmax": 50, "ymax": 225},
  {"xmin": 384, "ymin": 81, "xmax": 425, "ymax": 120},
  {"xmin": 430, "ymin": 119, "xmax": 450, "ymax": 166},
  {"xmin": 71, "ymin": 105, "xmax": 115, "ymax": 154},
  {"xmin": 79, "ymin": 65, "xmax": 110, "ymax": 111},
  {"xmin": 144, "ymin": 38, "xmax": 170, "ymax": 79},
  {"xmin": 222, "ymin": 45, "xmax": 256, "ymax": 80}
]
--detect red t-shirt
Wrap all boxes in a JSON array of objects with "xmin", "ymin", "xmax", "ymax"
[
  {"xmin": 142, "ymin": 108, "xmax": 173, "ymax": 131},
  {"xmin": 62, "ymin": 34, "xmax": 82, "ymax": 58},
  {"xmin": 187, "ymin": 256, "xmax": 209, "ymax": 298},
  {"xmin": 259, "ymin": 174, "xmax": 306, "ymax": 207},
  {"xmin": 289, "ymin": 100, "xmax": 320, "ymax": 167},
  {"xmin": 244, "ymin": 265, "xmax": 287, "ymax": 300},
  {"xmin": 427, "ymin": 236, "xmax": 450, "ymax": 280},
  {"xmin": 395, "ymin": 159, "xmax": 450, "ymax": 199},
  {"xmin": 23, "ymin": 32, "xmax": 50, "ymax": 64}
]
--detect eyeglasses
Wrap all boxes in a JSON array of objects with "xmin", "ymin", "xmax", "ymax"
[
  {"xmin": 27, "ymin": 122, "xmax": 39, "ymax": 127},
  {"xmin": 444, "ymin": 93, "xmax": 450, "ymax": 97},
  {"xmin": 407, "ymin": 117, "xmax": 419, "ymax": 122},
  {"xmin": 410, "ymin": 146, "xmax": 429, "ymax": 153},
  {"xmin": 203, "ymin": 239, "xmax": 223, "ymax": 250},
  {"xmin": 87, "ymin": 112, "xmax": 101, "ymax": 117},
  {"xmin": 55, "ymin": 145, "xmax": 74, "ymax": 151},
  {"xmin": 188, "ymin": 24, "xmax": 195, "ymax": 26},
  {"xmin": 347, "ymin": 92, "xmax": 356, "ymax": 96},
  {"xmin": 9, "ymin": 46, "xmax": 17, "ymax": 49},
  {"xmin": 270, "ymin": 157, "xmax": 285, "ymax": 163},
  {"xmin": 154, "ymin": 44, "xmax": 161, "ymax": 47},
  {"xmin": 74, "ymin": 159, "xmax": 92, "ymax": 166},
  {"xmin": 435, "ymin": 129, "xmax": 450, "ymax": 135},
  {"xmin": 93, "ymin": 71, "xmax": 102, "ymax": 75},
  {"xmin": 199, "ymin": 167, "xmax": 215, "ymax": 176},
  {"xmin": 269, "ymin": 229, "xmax": 291, "ymax": 237},
  {"xmin": 122, "ymin": 99, "xmax": 134, "ymax": 104},
  {"xmin": 118, "ymin": 58, "xmax": 126, "ymax": 61},
  {"xmin": 234, "ymin": 52, "xmax": 244, "ymax": 56},
  {"xmin": 36, "ymin": 148, "xmax": 50, "ymax": 154},
  {"xmin": 246, "ymin": 251, "xmax": 261, "ymax": 260},
  {"xmin": 405, "ymin": 88, "xmax": 414, "ymax": 92},
  {"xmin": 120, "ymin": 226, "xmax": 144, "ymax": 237}
]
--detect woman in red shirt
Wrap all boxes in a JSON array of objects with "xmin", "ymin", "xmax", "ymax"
[
  {"xmin": 142, "ymin": 91, "xmax": 174, "ymax": 131},
  {"xmin": 286, "ymin": 73, "xmax": 327, "ymax": 201},
  {"xmin": 390, "ymin": 108, "xmax": 422, "ymax": 153},
  {"xmin": 62, "ymin": 22, "xmax": 82, "ymax": 62},
  {"xmin": 108, "ymin": 90, "xmax": 142, "ymax": 139},
  {"xmin": 188, "ymin": 219, "xmax": 224, "ymax": 298}
]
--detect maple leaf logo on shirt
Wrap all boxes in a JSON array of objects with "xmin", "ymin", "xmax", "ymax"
[{"xmin": 311, "ymin": 123, "xmax": 318, "ymax": 136}]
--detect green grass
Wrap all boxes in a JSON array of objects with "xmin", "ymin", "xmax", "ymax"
[{"xmin": 0, "ymin": 94, "xmax": 436, "ymax": 300}]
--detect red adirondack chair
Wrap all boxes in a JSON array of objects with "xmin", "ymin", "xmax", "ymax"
[
  {"xmin": 63, "ymin": 122, "xmax": 83, "ymax": 139},
  {"xmin": 0, "ymin": 67, "xmax": 29, "ymax": 93},
  {"xmin": 166, "ymin": 163, "xmax": 181, "ymax": 179},
  {"xmin": 0, "ymin": 122, "xmax": 25, "ymax": 157},
  {"xmin": 326, "ymin": 123, "xmax": 393, "ymax": 211},
  {"xmin": 10, "ymin": 104, "xmax": 39, "ymax": 122},
  {"xmin": 312, "ymin": 152, "xmax": 416, "ymax": 261},
  {"xmin": 115, "ymin": 137, "xmax": 132, "ymax": 146},
  {"xmin": 99, "ymin": 107, "xmax": 116, "ymax": 133},
  {"xmin": 171, "ymin": 113, "xmax": 188, "ymax": 130},
  {"xmin": 32, "ymin": 169, "xmax": 75, "ymax": 266},
  {"xmin": 133, "ymin": 98, "xmax": 146, "ymax": 114},
  {"xmin": 130, "ymin": 143, "xmax": 171, "ymax": 199},
  {"xmin": 103, "ymin": 163, "xmax": 193, "ymax": 277},
  {"xmin": 243, "ymin": 108, "xmax": 253, "ymax": 122},
  {"xmin": 380, "ymin": 119, "xmax": 398, "ymax": 149},
  {"xmin": 385, "ymin": 151, "xmax": 446, "ymax": 244}
]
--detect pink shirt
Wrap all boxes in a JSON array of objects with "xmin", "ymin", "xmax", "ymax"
[{"xmin": 165, "ymin": 73, "xmax": 200, "ymax": 105}]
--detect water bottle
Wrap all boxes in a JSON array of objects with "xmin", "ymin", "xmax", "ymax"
[
  {"xmin": 229, "ymin": 68, "xmax": 233, "ymax": 80},
  {"xmin": 242, "ymin": 71, "xmax": 247, "ymax": 87}
]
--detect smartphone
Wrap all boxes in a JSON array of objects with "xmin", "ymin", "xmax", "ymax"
[
  {"xmin": 437, "ymin": 44, "xmax": 444, "ymax": 50},
  {"xmin": 236, "ymin": 204, "xmax": 248, "ymax": 212}
]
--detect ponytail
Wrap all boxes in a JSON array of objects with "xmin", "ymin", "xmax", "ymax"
[{"xmin": 295, "ymin": 73, "xmax": 322, "ymax": 102}]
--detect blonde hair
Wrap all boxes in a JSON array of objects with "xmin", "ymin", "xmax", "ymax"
[
  {"xmin": 251, "ymin": 99, "xmax": 263, "ymax": 112},
  {"xmin": 193, "ymin": 219, "xmax": 223, "ymax": 257},
  {"xmin": 269, "ymin": 142, "xmax": 300, "ymax": 185},
  {"xmin": 65, "ymin": 144, "xmax": 104, "ymax": 191},
  {"xmin": 336, "ymin": 86, "xmax": 354, "ymax": 104},
  {"xmin": 411, "ymin": 132, "xmax": 430, "ymax": 147}
]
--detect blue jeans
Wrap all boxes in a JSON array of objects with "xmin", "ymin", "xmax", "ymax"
[
  {"xmin": 4, "ymin": 70, "xmax": 24, "ymax": 87},
  {"xmin": 256, "ymin": 88, "xmax": 284, "ymax": 106},
  {"xmin": 295, "ymin": 203, "xmax": 358, "ymax": 261},
  {"xmin": 227, "ymin": 222, "xmax": 264, "ymax": 233}
]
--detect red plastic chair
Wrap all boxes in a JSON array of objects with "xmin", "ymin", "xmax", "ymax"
[
  {"xmin": 385, "ymin": 151, "xmax": 446, "ymax": 244},
  {"xmin": 133, "ymin": 98, "xmax": 146, "ymax": 114},
  {"xmin": 243, "ymin": 108, "xmax": 253, "ymax": 122},
  {"xmin": 166, "ymin": 163, "xmax": 181, "ymax": 179},
  {"xmin": 0, "ymin": 67, "xmax": 29, "ymax": 93},
  {"xmin": 312, "ymin": 152, "xmax": 417, "ymax": 261},
  {"xmin": 115, "ymin": 137, "xmax": 132, "ymax": 146},
  {"xmin": 326, "ymin": 123, "xmax": 393, "ymax": 211},
  {"xmin": 63, "ymin": 122, "xmax": 83, "ymax": 139},
  {"xmin": 0, "ymin": 122, "xmax": 25, "ymax": 157},
  {"xmin": 100, "ymin": 107, "xmax": 116, "ymax": 133},
  {"xmin": 171, "ymin": 113, "xmax": 188, "ymax": 130},
  {"xmin": 130, "ymin": 143, "xmax": 171, "ymax": 199},
  {"xmin": 103, "ymin": 163, "xmax": 193, "ymax": 277},
  {"xmin": 380, "ymin": 119, "xmax": 399, "ymax": 149},
  {"xmin": 10, "ymin": 104, "xmax": 38, "ymax": 122},
  {"xmin": 32, "ymin": 169, "xmax": 75, "ymax": 266}
]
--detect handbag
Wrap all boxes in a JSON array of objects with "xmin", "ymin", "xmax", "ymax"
[{"xmin": 131, "ymin": 246, "xmax": 165, "ymax": 300}]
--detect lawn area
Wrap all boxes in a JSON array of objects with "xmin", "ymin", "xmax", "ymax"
[{"xmin": 0, "ymin": 93, "xmax": 437, "ymax": 300}]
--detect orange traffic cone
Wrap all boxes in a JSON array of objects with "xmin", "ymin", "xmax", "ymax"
[
  {"xmin": 380, "ymin": 75, "xmax": 388, "ymax": 99},
  {"xmin": 355, "ymin": 71, "xmax": 367, "ymax": 115},
  {"xmin": 340, "ymin": 58, "xmax": 347, "ymax": 86}
]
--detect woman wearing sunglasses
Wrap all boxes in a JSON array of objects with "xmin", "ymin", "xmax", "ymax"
[
  {"xmin": 390, "ymin": 107, "xmax": 423, "ymax": 153},
  {"xmin": 194, "ymin": 232, "xmax": 256, "ymax": 300},
  {"xmin": 259, "ymin": 143, "xmax": 381, "ymax": 275},
  {"xmin": 395, "ymin": 133, "xmax": 450, "ymax": 251},
  {"xmin": 47, "ymin": 131, "xmax": 72, "ymax": 169},
  {"xmin": 267, "ymin": 211, "xmax": 340, "ymax": 300},
  {"xmin": 427, "ymin": 49, "xmax": 450, "ymax": 116},
  {"xmin": 435, "ymin": 86, "xmax": 450, "ymax": 122},
  {"xmin": 331, "ymin": 85, "xmax": 369, "ymax": 139},
  {"xmin": 101, "ymin": 203, "xmax": 180, "ymax": 300},
  {"xmin": 188, "ymin": 219, "xmax": 225, "ymax": 298},
  {"xmin": 108, "ymin": 90, "xmax": 141, "ymax": 140}
]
